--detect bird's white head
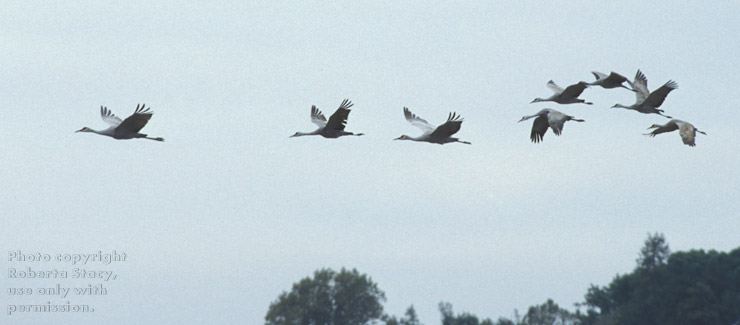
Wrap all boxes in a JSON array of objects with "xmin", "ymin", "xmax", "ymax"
[
  {"xmin": 530, "ymin": 98, "xmax": 544, "ymax": 104},
  {"xmin": 646, "ymin": 124, "xmax": 660, "ymax": 130},
  {"xmin": 75, "ymin": 127, "xmax": 92, "ymax": 133},
  {"xmin": 290, "ymin": 131, "xmax": 306, "ymax": 138},
  {"xmin": 394, "ymin": 135, "xmax": 410, "ymax": 141}
]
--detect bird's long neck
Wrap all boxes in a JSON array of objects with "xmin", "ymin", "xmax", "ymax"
[
  {"xmin": 518, "ymin": 114, "xmax": 539, "ymax": 122},
  {"xmin": 292, "ymin": 130, "xmax": 321, "ymax": 137},
  {"xmin": 612, "ymin": 103, "xmax": 631, "ymax": 109},
  {"xmin": 82, "ymin": 128, "xmax": 115, "ymax": 138},
  {"xmin": 396, "ymin": 135, "xmax": 424, "ymax": 142}
]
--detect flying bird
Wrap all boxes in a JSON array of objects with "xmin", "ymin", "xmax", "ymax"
[
  {"xmin": 531, "ymin": 80, "xmax": 593, "ymax": 105},
  {"xmin": 76, "ymin": 104, "xmax": 164, "ymax": 141},
  {"xmin": 586, "ymin": 71, "xmax": 634, "ymax": 91},
  {"xmin": 394, "ymin": 107, "xmax": 471, "ymax": 145},
  {"xmin": 518, "ymin": 108, "xmax": 584, "ymax": 143},
  {"xmin": 291, "ymin": 99, "xmax": 363, "ymax": 138},
  {"xmin": 645, "ymin": 119, "xmax": 706, "ymax": 147},
  {"xmin": 611, "ymin": 70, "xmax": 676, "ymax": 118}
]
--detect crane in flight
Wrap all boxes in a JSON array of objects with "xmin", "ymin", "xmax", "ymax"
[
  {"xmin": 291, "ymin": 99, "xmax": 364, "ymax": 138},
  {"xmin": 76, "ymin": 104, "xmax": 164, "ymax": 141},
  {"xmin": 394, "ymin": 107, "xmax": 471, "ymax": 145},
  {"xmin": 518, "ymin": 108, "xmax": 584, "ymax": 143},
  {"xmin": 586, "ymin": 71, "xmax": 634, "ymax": 91},
  {"xmin": 611, "ymin": 70, "xmax": 676, "ymax": 118},
  {"xmin": 645, "ymin": 119, "xmax": 706, "ymax": 147},
  {"xmin": 531, "ymin": 80, "xmax": 593, "ymax": 105}
]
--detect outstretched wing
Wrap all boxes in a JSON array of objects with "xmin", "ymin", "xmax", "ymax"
[
  {"xmin": 606, "ymin": 72, "xmax": 628, "ymax": 84},
  {"xmin": 677, "ymin": 121, "xmax": 696, "ymax": 146},
  {"xmin": 644, "ymin": 80, "xmax": 678, "ymax": 108},
  {"xmin": 310, "ymin": 106, "xmax": 327, "ymax": 128},
  {"xmin": 591, "ymin": 71, "xmax": 608, "ymax": 80},
  {"xmin": 632, "ymin": 70, "xmax": 650, "ymax": 104},
  {"xmin": 430, "ymin": 112, "xmax": 463, "ymax": 138},
  {"xmin": 403, "ymin": 107, "xmax": 435, "ymax": 134},
  {"xmin": 647, "ymin": 121, "xmax": 679, "ymax": 137},
  {"xmin": 325, "ymin": 99, "xmax": 354, "ymax": 131},
  {"xmin": 100, "ymin": 106, "xmax": 123, "ymax": 127},
  {"xmin": 546, "ymin": 80, "xmax": 564, "ymax": 94},
  {"xmin": 116, "ymin": 104, "xmax": 153, "ymax": 134},
  {"xmin": 530, "ymin": 114, "xmax": 549, "ymax": 143},
  {"xmin": 560, "ymin": 82, "xmax": 588, "ymax": 99},
  {"xmin": 547, "ymin": 110, "xmax": 567, "ymax": 136}
]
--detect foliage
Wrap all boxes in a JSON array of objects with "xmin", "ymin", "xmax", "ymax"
[
  {"xmin": 579, "ymin": 234, "xmax": 740, "ymax": 325},
  {"xmin": 636, "ymin": 232, "xmax": 670, "ymax": 270},
  {"xmin": 520, "ymin": 299, "xmax": 578, "ymax": 325},
  {"xmin": 439, "ymin": 302, "xmax": 495, "ymax": 325},
  {"xmin": 385, "ymin": 306, "xmax": 423, "ymax": 325},
  {"xmin": 265, "ymin": 268, "xmax": 386, "ymax": 325},
  {"xmin": 265, "ymin": 234, "xmax": 740, "ymax": 325}
]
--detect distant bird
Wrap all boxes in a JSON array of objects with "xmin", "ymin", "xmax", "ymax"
[
  {"xmin": 531, "ymin": 80, "xmax": 593, "ymax": 105},
  {"xmin": 611, "ymin": 70, "xmax": 676, "ymax": 118},
  {"xmin": 587, "ymin": 71, "xmax": 634, "ymax": 91},
  {"xmin": 645, "ymin": 119, "xmax": 706, "ymax": 147},
  {"xmin": 76, "ymin": 104, "xmax": 164, "ymax": 141},
  {"xmin": 518, "ymin": 108, "xmax": 584, "ymax": 143},
  {"xmin": 394, "ymin": 107, "xmax": 471, "ymax": 145},
  {"xmin": 291, "ymin": 99, "xmax": 363, "ymax": 138}
]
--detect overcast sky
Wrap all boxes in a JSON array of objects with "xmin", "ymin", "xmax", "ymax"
[{"xmin": 2, "ymin": 1, "xmax": 740, "ymax": 324}]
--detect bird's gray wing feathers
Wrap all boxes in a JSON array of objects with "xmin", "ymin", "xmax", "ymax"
[
  {"xmin": 310, "ymin": 106, "xmax": 328, "ymax": 128},
  {"xmin": 530, "ymin": 115, "xmax": 549, "ymax": 143},
  {"xmin": 430, "ymin": 112, "xmax": 463, "ymax": 138},
  {"xmin": 116, "ymin": 104, "xmax": 153, "ymax": 135},
  {"xmin": 403, "ymin": 107, "xmax": 434, "ymax": 133},
  {"xmin": 100, "ymin": 106, "xmax": 123, "ymax": 127},
  {"xmin": 325, "ymin": 99, "xmax": 354, "ymax": 131},
  {"xmin": 559, "ymin": 82, "xmax": 587, "ymax": 99},
  {"xmin": 645, "ymin": 80, "xmax": 678, "ymax": 107}
]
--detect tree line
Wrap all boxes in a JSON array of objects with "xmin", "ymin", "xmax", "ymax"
[{"xmin": 265, "ymin": 233, "xmax": 740, "ymax": 325}]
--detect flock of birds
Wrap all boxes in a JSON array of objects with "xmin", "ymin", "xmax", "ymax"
[
  {"xmin": 76, "ymin": 69, "xmax": 706, "ymax": 147},
  {"xmin": 521, "ymin": 69, "xmax": 705, "ymax": 146}
]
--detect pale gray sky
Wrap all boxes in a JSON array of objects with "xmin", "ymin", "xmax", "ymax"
[{"xmin": 2, "ymin": 1, "xmax": 739, "ymax": 324}]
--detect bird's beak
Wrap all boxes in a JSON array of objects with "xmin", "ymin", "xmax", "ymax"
[
  {"xmin": 517, "ymin": 117, "xmax": 526, "ymax": 123},
  {"xmin": 530, "ymin": 99, "xmax": 536, "ymax": 104},
  {"xmin": 393, "ymin": 137, "xmax": 401, "ymax": 140}
]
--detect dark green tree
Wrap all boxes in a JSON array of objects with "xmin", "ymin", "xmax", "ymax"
[
  {"xmin": 439, "ymin": 302, "xmax": 494, "ymax": 325},
  {"xmin": 265, "ymin": 268, "xmax": 385, "ymax": 325},
  {"xmin": 384, "ymin": 305, "xmax": 422, "ymax": 325},
  {"xmin": 579, "ymin": 234, "xmax": 740, "ymax": 325},
  {"xmin": 636, "ymin": 232, "xmax": 670, "ymax": 270},
  {"xmin": 520, "ymin": 299, "xmax": 577, "ymax": 325}
]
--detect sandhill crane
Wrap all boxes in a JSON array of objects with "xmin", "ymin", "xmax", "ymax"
[
  {"xmin": 611, "ymin": 70, "xmax": 676, "ymax": 118},
  {"xmin": 76, "ymin": 104, "xmax": 164, "ymax": 141},
  {"xmin": 531, "ymin": 80, "xmax": 593, "ymax": 105},
  {"xmin": 645, "ymin": 119, "xmax": 706, "ymax": 147},
  {"xmin": 291, "ymin": 99, "xmax": 363, "ymax": 138},
  {"xmin": 587, "ymin": 71, "xmax": 634, "ymax": 91},
  {"xmin": 394, "ymin": 107, "xmax": 471, "ymax": 145},
  {"xmin": 518, "ymin": 108, "xmax": 584, "ymax": 143}
]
